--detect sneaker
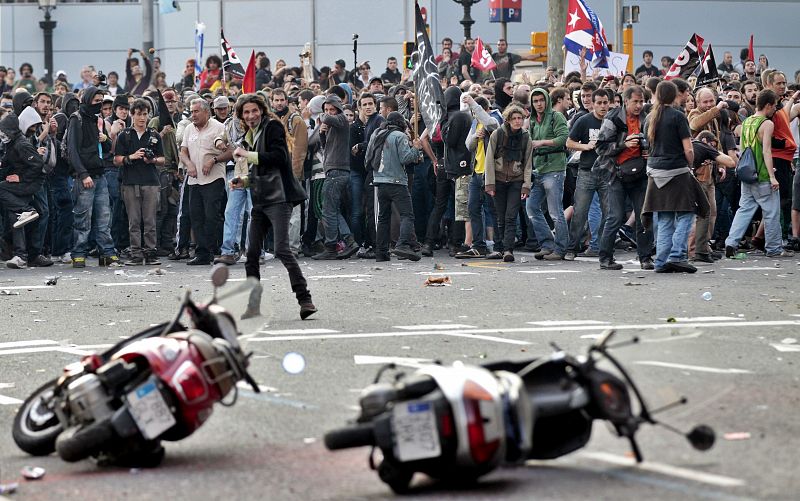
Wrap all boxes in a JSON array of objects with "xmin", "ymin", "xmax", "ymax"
[
  {"xmin": 785, "ymin": 237, "xmax": 800, "ymax": 252},
  {"xmin": 534, "ymin": 248, "xmax": 553, "ymax": 260},
  {"xmin": 503, "ymin": 251, "xmax": 515, "ymax": 263},
  {"xmin": 654, "ymin": 266, "xmax": 675, "ymax": 274},
  {"xmin": 766, "ymin": 249, "xmax": 795, "ymax": 258},
  {"xmin": 145, "ymin": 256, "xmax": 162, "ymax": 266},
  {"xmin": 59, "ymin": 253, "xmax": 73, "ymax": 264},
  {"xmin": 486, "ymin": 251, "xmax": 503, "ymax": 260},
  {"xmin": 455, "ymin": 247, "xmax": 488, "ymax": 259},
  {"xmin": 6, "ymin": 256, "xmax": 27, "ymax": 269},
  {"xmin": 72, "ymin": 257, "xmax": 86, "ymax": 268},
  {"xmin": 524, "ymin": 242, "xmax": 542, "ymax": 252},
  {"xmin": 312, "ymin": 248, "xmax": 340, "ymax": 260},
  {"xmin": 391, "ymin": 245, "xmax": 422, "ymax": 262},
  {"xmin": 214, "ymin": 254, "xmax": 238, "ymax": 266},
  {"xmin": 13, "ymin": 210, "xmax": 39, "ymax": 229},
  {"xmin": 118, "ymin": 248, "xmax": 132, "ymax": 260},
  {"xmin": 577, "ymin": 249, "xmax": 599, "ymax": 258},
  {"xmin": 186, "ymin": 257, "xmax": 212, "ymax": 265},
  {"xmin": 375, "ymin": 253, "xmax": 390, "ymax": 262},
  {"xmin": 356, "ymin": 246, "xmax": 373, "ymax": 259},
  {"xmin": 725, "ymin": 245, "xmax": 737, "ymax": 258},
  {"xmin": 168, "ymin": 249, "xmax": 190, "ymax": 261},
  {"xmin": 238, "ymin": 253, "xmax": 248, "ymax": 263},
  {"xmin": 667, "ymin": 261, "xmax": 697, "ymax": 273},
  {"xmin": 338, "ymin": 240, "xmax": 360, "ymax": 260},
  {"xmin": 563, "ymin": 252, "xmax": 576, "ymax": 261},
  {"xmin": 28, "ymin": 255, "xmax": 54, "ymax": 267},
  {"xmin": 600, "ymin": 261, "xmax": 623, "ymax": 270},
  {"xmin": 156, "ymin": 248, "xmax": 172, "ymax": 257},
  {"xmin": 710, "ymin": 250, "xmax": 723, "ymax": 261},
  {"xmin": 125, "ymin": 256, "xmax": 145, "ymax": 266},
  {"xmin": 300, "ymin": 302, "xmax": 318, "ymax": 320},
  {"xmin": 421, "ymin": 244, "xmax": 434, "ymax": 257},
  {"xmin": 99, "ymin": 255, "xmax": 121, "ymax": 267},
  {"xmin": 543, "ymin": 252, "xmax": 564, "ymax": 261},
  {"xmin": 618, "ymin": 225, "xmax": 637, "ymax": 247},
  {"xmin": 691, "ymin": 253, "xmax": 714, "ymax": 264},
  {"xmin": 640, "ymin": 257, "xmax": 655, "ymax": 270}
]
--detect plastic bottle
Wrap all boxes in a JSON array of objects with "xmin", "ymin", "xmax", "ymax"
[{"xmin": 702, "ymin": 292, "xmax": 712, "ymax": 301}]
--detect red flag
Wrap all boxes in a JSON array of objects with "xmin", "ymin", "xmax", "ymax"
[
  {"xmin": 242, "ymin": 50, "xmax": 256, "ymax": 94},
  {"xmin": 471, "ymin": 37, "xmax": 497, "ymax": 72},
  {"xmin": 747, "ymin": 34, "xmax": 754, "ymax": 62}
]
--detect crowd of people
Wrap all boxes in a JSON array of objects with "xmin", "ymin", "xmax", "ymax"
[{"xmin": 0, "ymin": 38, "xmax": 799, "ymax": 281}]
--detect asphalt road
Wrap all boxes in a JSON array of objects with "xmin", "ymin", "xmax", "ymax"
[{"xmin": 0, "ymin": 249, "xmax": 798, "ymax": 501}]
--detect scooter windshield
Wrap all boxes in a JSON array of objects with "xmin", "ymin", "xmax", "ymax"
[{"xmin": 214, "ymin": 276, "xmax": 262, "ymax": 346}]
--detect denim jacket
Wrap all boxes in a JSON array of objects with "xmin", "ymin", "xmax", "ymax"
[{"xmin": 372, "ymin": 130, "xmax": 422, "ymax": 186}]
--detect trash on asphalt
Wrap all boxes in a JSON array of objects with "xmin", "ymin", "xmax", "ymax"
[
  {"xmin": 723, "ymin": 432, "xmax": 751, "ymax": 441},
  {"xmin": 702, "ymin": 292, "xmax": 713, "ymax": 301},
  {"xmin": 733, "ymin": 252, "xmax": 748, "ymax": 260},
  {"xmin": 45, "ymin": 276, "xmax": 59, "ymax": 286},
  {"xmin": 624, "ymin": 282, "xmax": 643, "ymax": 286},
  {"xmin": 0, "ymin": 290, "xmax": 20, "ymax": 295},
  {"xmin": 0, "ymin": 482, "xmax": 19, "ymax": 494},
  {"xmin": 666, "ymin": 317, "xmax": 677, "ymax": 323},
  {"xmin": 433, "ymin": 263, "xmax": 445, "ymax": 270},
  {"xmin": 282, "ymin": 352, "xmax": 306, "ymax": 374},
  {"xmin": 20, "ymin": 466, "xmax": 45, "ymax": 480},
  {"xmin": 424, "ymin": 276, "xmax": 451, "ymax": 287},
  {"xmin": 768, "ymin": 298, "xmax": 785, "ymax": 302},
  {"xmin": 148, "ymin": 268, "xmax": 166, "ymax": 276},
  {"xmin": 303, "ymin": 437, "xmax": 317, "ymax": 444}
]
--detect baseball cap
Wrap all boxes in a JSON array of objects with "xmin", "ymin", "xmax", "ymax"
[{"xmin": 213, "ymin": 96, "xmax": 229, "ymax": 109}]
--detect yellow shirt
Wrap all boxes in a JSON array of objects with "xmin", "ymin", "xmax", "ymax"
[{"xmin": 474, "ymin": 123, "xmax": 486, "ymax": 174}]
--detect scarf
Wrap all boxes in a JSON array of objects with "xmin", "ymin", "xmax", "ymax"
[
  {"xmin": 502, "ymin": 125, "xmax": 525, "ymax": 163},
  {"xmin": 364, "ymin": 111, "xmax": 406, "ymax": 171}
]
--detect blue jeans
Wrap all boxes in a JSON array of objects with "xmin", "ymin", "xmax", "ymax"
[
  {"xmin": 221, "ymin": 170, "xmax": 252, "ymax": 256},
  {"xmin": 72, "ymin": 175, "xmax": 116, "ymax": 258},
  {"xmin": 104, "ymin": 168, "xmax": 128, "ymax": 250},
  {"xmin": 725, "ymin": 182, "xmax": 782, "ymax": 255},
  {"xmin": 588, "ymin": 194, "xmax": 602, "ymax": 251},
  {"xmin": 31, "ymin": 182, "xmax": 50, "ymax": 255},
  {"xmin": 568, "ymin": 169, "xmax": 607, "ymax": 253},
  {"xmin": 467, "ymin": 173, "xmax": 487, "ymax": 250},
  {"xmin": 412, "ymin": 159, "xmax": 435, "ymax": 241},
  {"xmin": 49, "ymin": 172, "xmax": 73, "ymax": 256},
  {"xmin": 349, "ymin": 169, "xmax": 366, "ymax": 245},
  {"xmin": 321, "ymin": 169, "xmax": 352, "ymax": 247},
  {"xmin": 599, "ymin": 173, "xmax": 653, "ymax": 264},
  {"xmin": 655, "ymin": 211, "xmax": 694, "ymax": 269},
  {"xmin": 526, "ymin": 171, "xmax": 569, "ymax": 255}
]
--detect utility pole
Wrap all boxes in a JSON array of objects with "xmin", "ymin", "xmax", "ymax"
[
  {"xmin": 547, "ymin": 0, "xmax": 567, "ymax": 69},
  {"xmin": 143, "ymin": 0, "xmax": 155, "ymax": 60},
  {"xmin": 614, "ymin": 0, "xmax": 623, "ymax": 55}
]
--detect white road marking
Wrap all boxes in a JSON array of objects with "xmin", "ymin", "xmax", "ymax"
[
  {"xmin": 97, "ymin": 281, "xmax": 161, "ymax": 287},
  {"xmin": 656, "ymin": 316, "xmax": 743, "ymax": 322},
  {"xmin": 580, "ymin": 334, "xmax": 604, "ymax": 339},
  {"xmin": 635, "ymin": 361, "xmax": 753, "ymax": 374},
  {"xmin": 69, "ymin": 344, "xmax": 114, "ymax": 350},
  {"xmin": 0, "ymin": 340, "xmax": 58, "ymax": 349},
  {"xmin": 0, "ymin": 285, "xmax": 53, "ymax": 290},
  {"xmin": 248, "ymin": 330, "xmax": 530, "ymax": 345},
  {"xmin": 393, "ymin": 324, "xmax": 476, "ymax": 330},
  {"xmin": 444, "ymin": 332, "xmax": 531, "ymax": 345},
  {"xmin": 257, "ymin": 328, "xmax": 340, "ymax": 335},
  {"xmin": 354, "ymin": 355, "xmax": 433, "ymax": 367},
  {"xmin": 722, "ymin": 267, "xmax": 779, "ymax": 271},
  {"xmin": 527, "ymin": 320, "xmax": 609, "ymax": 326},
  {"xmin": 578, "ymin": 451, "xmax": 746, "ymax": 487},
  {"xmin": 236, "ymin": 381, "xmax": 278, "ymax": 393},
  {"xmin": 415, "ymin": 271, "xmax": 479, "ymax": 276},
  {"xmin": 307, "ymin": 274, "xmax": 372, "ymax": 279},
  {"xmin": 517, "ymin": 270, "xmax": 581, "ymax": 274},
  {"xmin": 771, "ymin": 343, "xmax": 800, "ymax": 353},
  {"xmin": 641, "ymin": 332, "xmax": 703, "ymax": 343},
  {"xmin": 0, "ymin": 394, "xmax": 23, "ymax": 405}
]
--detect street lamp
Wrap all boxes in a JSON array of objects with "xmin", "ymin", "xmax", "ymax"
[
  {"xmin": 38, "ymin": 0, "xmax": 58, "ymax": 81},
  {"xmin": 451, "ymin": 0, "xmax": 481, "ymax": 40}
]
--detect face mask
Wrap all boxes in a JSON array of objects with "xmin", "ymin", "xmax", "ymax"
[{"xmin": 89, "ymin": 102, "xmax": 102, "ymax": 115}]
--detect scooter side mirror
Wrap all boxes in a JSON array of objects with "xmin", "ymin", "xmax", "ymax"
[
  {"xmin": 210, "ymin": 264, "xmax": 230, "ymax": 289},
  {"xmin": 687, "ymin": 424, "xmax": 715, "ymax": 451}
]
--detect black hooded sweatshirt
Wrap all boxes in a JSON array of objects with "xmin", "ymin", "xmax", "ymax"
[
  {"xmin": 0, "ymin": 114, "xmax": 45, "ymax": 196},
  {"xmin": 442, "ymin": 86, "xmax": 472, "ymax": 178},
  {"xmin": 12, "ymin": 91, "xmax": 33, "ymax": 117},
  {"xmin": 67, "ymin": 86, "xmax": 111, "ymax": 180},
  {"xmin": 493, "ymin": 78, "xmax": 513, "ymax": 112}
]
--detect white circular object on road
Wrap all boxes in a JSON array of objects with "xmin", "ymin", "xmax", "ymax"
[{"xmin": 282, "ymin": 352, "xmax": 306, "ymax": 375}]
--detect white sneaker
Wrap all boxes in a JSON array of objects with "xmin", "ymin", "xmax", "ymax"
[
  {"xmin": 237, "ymin": 253, "xmax": 248, "ymax": 263},
  {"xmin": 263, "ymin": 252, "xmax": 274, "ymax": 261},
  {"xmin": 13, "ymin": 211, "xmax": 39, "ymax": 229},
  {"xmin": 6, "ymin": 256, "xmax": 27, "ymax": 269},
  {"xmin": 60, "ymin": 253, "xmax": 72, "ymax": 264}
]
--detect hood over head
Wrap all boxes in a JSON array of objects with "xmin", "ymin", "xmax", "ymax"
[
  {"xmin": 0, "ymin": 114, "xmax": 21, "ymax": 144},
  {"xmin": 530, "ymin": 87, "xmax": 552, "ymax": 114},
  {"xmin": 385, "ymin": 111, "xmax": 407, "ymax": 131},
  {"xmin": 12, "ymin": 90, "xmax": 33, "ymax": 116},
  {"xmin": 323, "ymin": 94, "xmax": 344, "ymax": 114},
  {"xmin": 79, "ymin": 86, "xmax": 103, "ymax": 117},
  {"xmin": 18, "ymin": 106, "xmax": 42, "ymax": 134},
  {"xmin": 61, "ymin": 92, "xmax": 80, "ymax": 115},
  {"xmin": 444, "ymin": 86, "xmax": 463, "ymax": 112},
  {"xmin": 337, "ymin": 83, "xmax": 353, "ymax": 105},
  {"xmin": 493, "ymin": 78, "xmax": 512, "ymax": 110},
  {"xmin": 308, "ymin": 95, "xmax": 326, "ymax": 121}
]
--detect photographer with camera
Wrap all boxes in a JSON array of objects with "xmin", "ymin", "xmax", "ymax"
[{"xmin": 113, "ymin": 98, "xmax": 165, "ymax": 266}]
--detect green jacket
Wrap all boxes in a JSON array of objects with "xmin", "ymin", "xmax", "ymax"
[{"xmin": 529, "ymin": 87, "xmax": 569, "ymax": 174}]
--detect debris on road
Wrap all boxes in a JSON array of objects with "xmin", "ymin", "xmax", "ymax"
[
  {"xmin": 0, "ymin": 482, "xmax": 19, "ymax": 494},
  {"xmin": 20, "ymin": 466, "xmax": 45, "ymax": 480},
  {"xmin": 303, "ymin": 437, "xmax": 317, "ymax": 444},
  {"xmin": 702, "ymin": 292, "xmax": 713, "ymax": 301},
  {"xmin": 666, "ymin": 317, "xmax": 677, "ymax": 323},
  {"xmin": 624, "ymin": 282, "xmax": 643, "ymax": 286},
  {"xmin": 723, "ymin": 432, "xmax": 751, "ymax": 441},
  {"xmin": 424, "ymin": 276, "xmax": 451, "ymax": 287},
  {"xmin": 45, "ymin": 277, "xmax": 59, "ymax": 286},
  {"xmin": 148, "ymin": 268, "xmax": 166, "ymax": 276},
  {"xmin": 433, "ymin": 263, "xmax": 445, "ymax": 270},
  {"xmin": 0, "ymin": 290, "xmax": 20, "ymax": 295}
]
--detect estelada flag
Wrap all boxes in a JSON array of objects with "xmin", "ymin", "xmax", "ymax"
[
  {"xmin": 242, "ymin": 50, "xmax": 256, "ymax": 94},
  {"xmin": 220, "ymin": 29, "xmax": 246, "ymax": 79},
  {"xmin": 471, "ymin": 37, "xmax": 497, "ymax": 71},
  {"xmin": 665, "ymin": 33, "xmax": 705, "ymax": 80}
]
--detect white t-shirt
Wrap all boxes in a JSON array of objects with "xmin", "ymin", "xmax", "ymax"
[{"xmin": 180, "ymin": 118, "xmax": 226, "ymax": 186}]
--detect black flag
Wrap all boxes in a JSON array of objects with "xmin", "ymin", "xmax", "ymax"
[
  {"xmin": 155, "ymin": 89, "xmax": 174, "ymax": 132},
  {"xmin": 412, "ymin": 2, "xmax": 446, "ymax": 132},
  {"xmin": 694, "ymin": 44, "xmax": 720, "ymax": 88},
  {"xmin": 221, "ymin": 29, "xmax": 246, "ymax": 79},
  {"xmin": 665, "ymin": 33, "xmax": 705, "ymax": 80}
]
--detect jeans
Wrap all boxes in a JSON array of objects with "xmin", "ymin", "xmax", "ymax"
[
  {"xmin": 245, "ymin": 202, "xmax": 311, "ymax": 304},
  {"xmin": 412, "ymin": 159, "xmax": 435, "ymax": 242},
  {"xmin": 49, "ymin": 172, "xmax": 73, "ymax": 256},
  {"xmin": 105, "ymin": 168, "xmax": 128, "ymax": 250},
  {"xmin": 725, "ymin": 182, "xmax": 782, "ymax": 255},
  {"xmin": 189, "ymin": 178, "xmax": 226, "ymax": 261},
  {"xmin": 599, "ymin": 173, "xmax": 653, "ymax": 264},
  {"xmin": 568, "ymin": 169, "xmax": 607, "ymax": 253},
  {"xmin": 425, "ymin": 170, "xmax": 463, "ymax": 247},
  {"xmin": 526, "ymin": 171, "xmax": 569, "ymax": 255},
  {"xmin": 175, "ymin": 175, "xmax": 192, "ymax": 251},
  {"xmin": 121, "ymin": 184, "xmax": 160, "ymax": 258},
  {"xmin": 655, "ymin": 211, "xmax": 695, "ymax": 269},
  {"xmin": 321, "ymin": 169, "xmax": 352, "ymax": 248},
  {"xmin": 363, "ymin": 170, "xmax": 377, "ymax": 248},
  {"xmin": 72, "ymin": 175, "xmax": 116, "ymax": 259},
  {"xmin": 31, "ymin": 182, "xmax": 49, "ymax": 256},
  {"xmin": 588, "ymin": 194, "xmax": 602, "ymax": 251},
  {"xmin": 221, "ymin": 170, "xmax": 252, "ymax": 256},
  {"xmin": 156, "ymin": 171, "xmax": 178, "ymax": 251},
  {"xmin": 713, "ymin": 174, "xmax": 739, "ymax": 243},
  {"xmin": 467, "ymin": 173, "xmax": 487, "ymax": 250},
  {"xmin": 694, "ymin": 177, "xmax": 717, "ymax": 256},
  {"xmin": 493, "ymin": 180, "xmax": 523, "ymax": 252},
  {"xmin": 376, "ymin": 183, "xmax": 415, "ymax": 255},
  {"xmin": 349, "ymin": 169, "xmax": 366, "ymax": 245}
]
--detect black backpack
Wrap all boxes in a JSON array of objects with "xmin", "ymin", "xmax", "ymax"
[{"xmin": 59, "ymin": 111, "xmax": 82, "ymax": 163}]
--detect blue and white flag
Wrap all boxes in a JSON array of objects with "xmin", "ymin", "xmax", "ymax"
[{"xmin": 194, "ymin": 22, "xmax": 205, "ymax": 91}]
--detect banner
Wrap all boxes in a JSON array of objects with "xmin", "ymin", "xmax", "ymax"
[
  {"xmin": 411, "ymin": 2, "xmax": 446, "ymax": 132},
  {"xmin": 564, "ymin": 50, "xmax": 629, "ymax": 77},
  {"xmin": 564, "ymin": 0, "xmax": 610, "ymax": 68},
  {"xmin": 471, "ymin": 37, "xmax": 497, "ymax": 72},
  {"xmin": 194, "ymin": 22, "xmax": 205, "ymax": 91},
  {"xmin": 220, "ymin": 29, "xmax": 246, "ymax": 79},
  {"xmin": 665, "ymin": 33, "xmax": 705, "ymax": 80},
  {"xmin": 694, "ymin": 44, "xmax": 720, "ymax": 88}
]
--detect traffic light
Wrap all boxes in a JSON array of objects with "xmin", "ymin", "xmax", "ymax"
[
  {"xmin": 530, "ymin": 32, "xmax": 547, "ymax": 62},
  {"xmin": 403, "ymin": 41, "xmax": 416, "ymax": 70}
]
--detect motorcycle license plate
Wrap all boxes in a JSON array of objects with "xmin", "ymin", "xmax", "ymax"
[
  {"xmin": 127, "ymin": 377, "xmax": 176, "ymax": 440},
  {"xmin": 392, "ymin": 401, "xmax": 441, "ymax": 462}
]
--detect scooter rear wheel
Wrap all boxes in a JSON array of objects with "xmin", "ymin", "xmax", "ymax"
[{"xmin": 12, "ymin": 378, "xmax": 62, "ymax": 456}]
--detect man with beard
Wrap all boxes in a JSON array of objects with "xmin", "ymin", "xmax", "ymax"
[
  {"xmin": 230, "ymin": 94, "xmax": 316, "ymax": 320},
  {"xmin": 492, "ymin": 38, "xmax": 541, "ymax": 80},
  {"xmin": 458, "ymin": 38, "xmax": 479, "ymax": 83},
  {"xmin": 380, "ymin": 57, "xmax": 402, "ymax": 85},
  {"xmin": 740, "ymin": 80, "xmax": 759, "ymax": 118}
]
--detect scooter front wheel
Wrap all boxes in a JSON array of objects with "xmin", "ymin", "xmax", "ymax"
[{"xmin": 12, "ymin": 378, "xmax": 62, "ymax": 456}]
